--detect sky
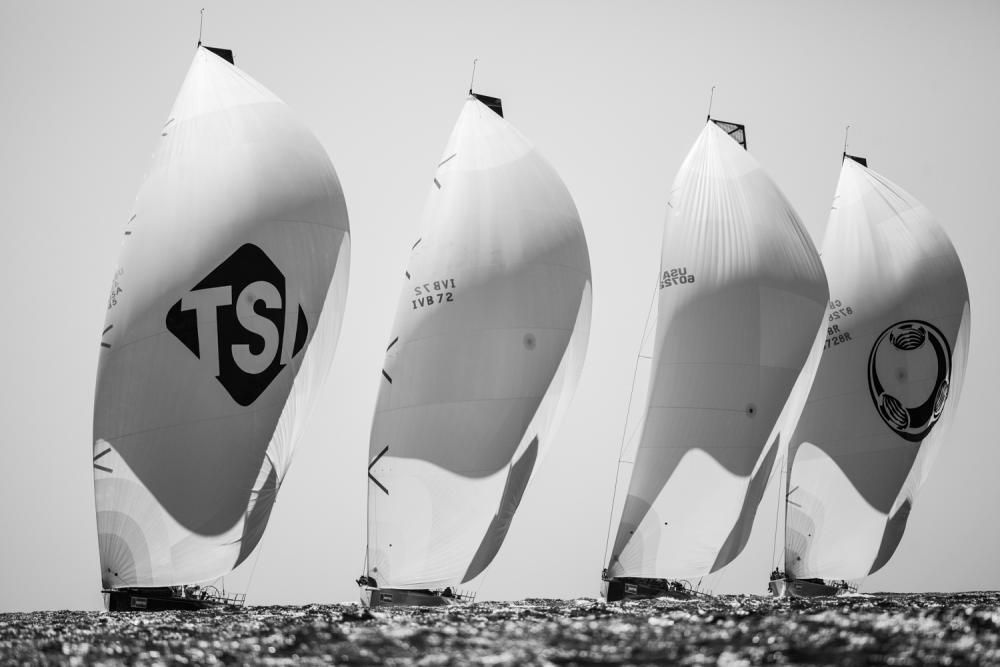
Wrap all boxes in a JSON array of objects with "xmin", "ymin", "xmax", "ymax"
[{"xmin": 1, "ymin": 1, "xmax": 998, "ymax": 612}]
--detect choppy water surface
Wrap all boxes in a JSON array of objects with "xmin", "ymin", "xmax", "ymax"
[{"xmin": 2, "ymin": 593, "xmax": 998, "ymax": 665}]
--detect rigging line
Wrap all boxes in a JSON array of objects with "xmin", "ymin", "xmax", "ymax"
[
  {"xmin": 238, "ymin": 458, "xmax": 281, "ymax": 602},
  {"xmin": 601, "ymin": 282, "xmax": 658, "ymax": 566},
  {"xmin": 712, "ymin": 566, "xmax": 728, "ymax": 596},
  {"xmin": 706, "ymin": 85, "xmax": 716, "ymax": 122},
  {"xmin": 468, "ymin": 57, "xmax": 478, "ymax": 94},
  {"xmin": 362, "ymin": 483, "xmax": 374, "ymax": 579},
  {"xmin": 699, "ymin": 570, "xmax": 718, "ymax": 596},
  {"xmin": 242, "ymin": 522, "xmax": 270, "ymax": 603},
  {"xmin": 471, "ymin": 553, "xmax": 496, "ymax": 602},
  {"xmin": 197, "ymin": 8, "xmax": 204, "ymax": 47},
  {"xmin": 780, "ymin": 448, "xmax": 794, "ymax": 575},
  {"xmin": 842, "ymin": 124, "xmax": 850, "ymax": 160},
  {"xmin": 769, "ymin": 452, "xmax": 785, "ymax": 569}
]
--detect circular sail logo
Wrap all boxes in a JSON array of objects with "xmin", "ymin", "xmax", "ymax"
[
  {"xmin": 867, "ymin": 320, "xmax": 951, "ymax": 442},
  {"xmin": 165, "ymin": 243, "xmax": 308, "ymax": 406}
]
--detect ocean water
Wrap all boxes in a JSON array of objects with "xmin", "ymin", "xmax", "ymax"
[{"xmin": 1, "ymin": 593, "xmax": 998, "ymax": 665}]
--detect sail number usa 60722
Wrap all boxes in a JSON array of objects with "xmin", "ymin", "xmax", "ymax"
[{"xmin": 660, "ymin": 267, "xmax": 695, "ymax": 289}]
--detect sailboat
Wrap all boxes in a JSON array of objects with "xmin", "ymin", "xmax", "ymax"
[
  {"xmin": 358, "ymin": 89, "xmax": 592, "ymax": 608},
  {"xmin": 769, "ymin": 152, "xmax": 970, "ymax": 597},
  {"xmin": 601, "ymin": 118, "xmax": 829, "ymax": 602},
  {"xmin": 93, "ymin": 43, "xmax": 351, "ymax": 611}
]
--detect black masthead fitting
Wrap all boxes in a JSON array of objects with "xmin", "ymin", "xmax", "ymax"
[
  {"xmin": 468, "ymin": 58, "xmax": 502, "ymax": 117},
  {"xmin": 472, "ymin": 93, "xmax": 503, "ymax": 118},
  {"xmin": 842, "ymin": 125, "xmax": 868, "ymax": 166},
  {"xmin": 203, "ymin": 45, "xmax": 235, "ymax": 65},
  {"xmin": 705, "ymin": 85, "xmax": 747, "ymax": 150},
  {"xmin": 196, "ymin": 9, "xmax": 235, "ymax": 64},
  {"xmin": 710, "ymin": 117, "xmax": 747, "ymax": 151}
]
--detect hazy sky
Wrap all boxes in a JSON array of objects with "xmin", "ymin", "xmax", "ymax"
[{"xmin": 1, "ymin": 1, "xmax": 998, "ymax": 612}]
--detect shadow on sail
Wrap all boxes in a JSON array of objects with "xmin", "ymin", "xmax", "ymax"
[{"xmin": 463, "ymin": 437, "xmax": 539, "ymax": 583}]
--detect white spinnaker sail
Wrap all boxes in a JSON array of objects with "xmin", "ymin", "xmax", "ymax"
[
  {"xmin": 366, "ymin": 97, "xmax": 591, "ymax": 590},
  {"xmin": 784, "ymin": 158, "xmax": 969, "ymax": 580},
  {"xmin": 93, "ymin": 46, "xmax": 350, "ymax": 588},
  {"xmin": 607, "ymin": 121, "xmax": 828, "ymax": 580}
]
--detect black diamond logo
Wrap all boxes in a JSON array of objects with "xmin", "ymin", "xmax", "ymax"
[{"xmin": 166, "ymin": 243, "xmax": 308, "ymax": 406}]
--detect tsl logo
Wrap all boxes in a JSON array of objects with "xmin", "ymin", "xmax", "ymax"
[{"xmin": 165, "ymin": 243, "xmax": 308, "ymax": 406}]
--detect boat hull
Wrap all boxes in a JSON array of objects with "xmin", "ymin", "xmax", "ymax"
[
  {"xmin": 105, "ymin": 588, "xmax": 225, "ymax": 612},
  {"xmin": 785, "ymin": 579, "xmax": 847, "ymax": 598},
  {"xmin": 768, "ymin": 579, "xmax": 787, "ymax": 597},
  {"xmin": 360, "ymin": 587, "xmax": 462, "ymax": 609},
  {"xmin": 601, "ymin": 578, "xmax": 694, "ymax": 602}
]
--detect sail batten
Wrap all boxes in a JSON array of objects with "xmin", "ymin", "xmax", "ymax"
[{"xmin": 93, "ymin": 46, "xmax": 350, "ymax": 589}]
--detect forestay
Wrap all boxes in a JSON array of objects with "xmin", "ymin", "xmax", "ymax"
[
  {"xmin": 607, "ymin": 121, "xmax": 828, "ymax": 580},
  {"xmin": 784, "ymin": 158, "xmax": 969, "ymax": 580},
  {"xmin": 93, "ymin": 46, "xmax": 350, "ymax": 588},
  {"xmin": 365, "ymin": 96, "xmax": 592, "ymax": 590}
]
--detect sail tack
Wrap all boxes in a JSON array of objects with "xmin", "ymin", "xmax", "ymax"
[
  {"xmin": 93, "ymin": 46, "xmax": 351, "ymax": 588},
  {"xmin": 607, "ymin": 121, "xmax": 828, "ymax": 580},
  {"xmin": 365, "ymin": 96, "xmax": 592, "ymax": 590},
  {"xmin": 784, "ymin": 159, "xmax": 969, "ymax": 580}
]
